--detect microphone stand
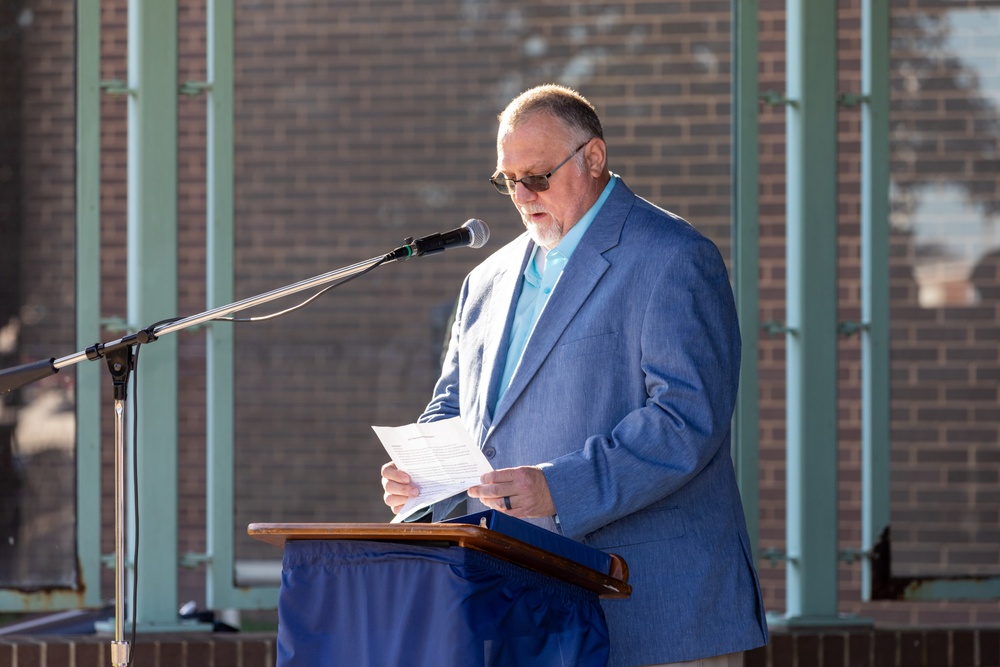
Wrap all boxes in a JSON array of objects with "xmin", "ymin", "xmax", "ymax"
[{"xmin": 0, "ymin": 252, "xmax": 397, "ymax": 667}]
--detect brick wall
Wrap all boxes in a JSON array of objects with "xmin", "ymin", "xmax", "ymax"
[
  {"xmin": 3, "ymin": 0, "xmax": 999, "ymax": 636},
  {"xmin": 0, "ymin": 633, "xmax": 276, "ymax": 667},
  {"xmin": 1, "ymin": 627, "xmax": 999, "ymax": 667}
]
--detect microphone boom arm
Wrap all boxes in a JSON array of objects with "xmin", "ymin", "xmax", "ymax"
[
  {"xmin": 0, "ymin": 222, "xmax": 486, "ymax": 666},
  {"xmin": 2, "ymin": 217, "xmax": 489, "ymax": 393},
  {"xmin": 0, "ymin": 254, "xmax": 387, "ymax": 395}
]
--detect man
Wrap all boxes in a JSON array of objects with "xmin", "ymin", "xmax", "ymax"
[{"xmin": 382, "ymin": 84, "xmax": 767, "ymax": 667}]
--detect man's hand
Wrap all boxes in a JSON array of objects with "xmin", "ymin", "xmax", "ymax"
[
  {"xmin": 467, "ymin": 466, "xmax": 555, "ymax": 518},
  {"xmin": 380, "ymin": 461, "xmax": 419, "ymax": 514}
]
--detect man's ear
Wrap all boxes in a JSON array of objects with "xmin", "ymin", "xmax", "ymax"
[{"xmin": 585, "ymin": 138, "xmax": 607, "ymax": 177}]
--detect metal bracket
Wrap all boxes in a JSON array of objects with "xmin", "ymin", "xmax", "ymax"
[
  {"xmin": 179, "ymin": 81, "xmax": 212, "ymax": 97},
  {"xmin": 179, "ymin": 552, "xmax": 213, "ymax": 568},
  {"xmin": 761, "ymin": 547, "xmax": 792, "ymax": 565},
  {"xmin": 838, "ymin": 320, "xmax": 869, "ymax": 337},
  {"xmin": 100, "ymin": 316, "xmax": 132, "ymax": 334},
  {"xmin": 759, "ymin": 90, "xmax": 798, "ymax": 108},
  {"xmin": 839, "ymin": 547, "xmax": 871, "ymax": 564},
  {"xmin": 761, "ymin": 320, "xmax": 797, "ymax": 336},
  {"xmin": 100, "ymin": 79, "xmax": 135, "ymax": 97},
  {"xmin": 762, "ymin": 547, "xmax": 870, "ymax": 566},
  {"xmin": 100, "ymin": 553, "xmax": 132, "ymax": 569},
  {"xmin": 838, "ymin": 92, "xmax": 870, "ymax": 107}
]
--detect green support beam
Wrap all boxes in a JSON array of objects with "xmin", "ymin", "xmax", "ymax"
[
  {"xmin": 776, "ymin": 0, "xmax": 844, "ymax": 625},
  {"xmin": 204, "ymin": 0, "xmax": 238, "ymax": 610},
  {"xmin": 731, "ymin": 0, "xmax": 761, "ymax": 554},
  {"xmin": 202, "ymin": 0, "xmax": 279, "ymax": 610},
  {"xmin": 75, "ymin": 0, "xmax": 104, "ymax": 612},
  {"xmin": 860, "ymin": 0, "xmax": 891, "ymax": 602},
  {"xmin": 124, "ymin": 0, "xmax": 188, "ymax": 630}
]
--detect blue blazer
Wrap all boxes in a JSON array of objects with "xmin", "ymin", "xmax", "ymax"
[{"xmin": 421, "ymin": 180, "xmax": 768, "ymax": 666}]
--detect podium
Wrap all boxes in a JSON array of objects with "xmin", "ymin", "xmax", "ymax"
[{"xmin": 249, "ymin": 517, "xmax": 630, "ymax": 667}]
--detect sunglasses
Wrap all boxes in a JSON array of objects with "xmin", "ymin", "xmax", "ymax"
[{"xmin": 489, "ymin": 140, "xmax": 591, "ymax": 195}]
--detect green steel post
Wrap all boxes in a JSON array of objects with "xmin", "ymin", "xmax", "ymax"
[
  {"xmin": 731, "ymin": 0, "xmax": 761, "ymax": 556},
  {"xmin": 76, "ymin": 0, "xmax": 104, "ymax": 611},
  {"xmin": 125, "ymin": 0, "xmax": 188, "ymax": 629},
  {"xmin": 205, "ymin": 0, "xmax": 238, "ymax": 610},
  {"xmin": 779, "ymin": 0, "xmax": 841, "ymax": 624},
  {"xmin": 203, "ymin": 0, "xmax": 279, "ymax": 610},
  {"xmin": 860, "ymin": 0, "xmax": 891, "ymax": 602}
]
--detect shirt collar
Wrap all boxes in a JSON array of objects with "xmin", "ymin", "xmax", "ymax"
[{"xmin": 526, "ymin": 174, "xmax": 619, "ymax": 278}]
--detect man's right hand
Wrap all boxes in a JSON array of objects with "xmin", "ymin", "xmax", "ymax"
[{"xmin": 380, "ymin": 461, "xmax": 420, "ymax": 514}]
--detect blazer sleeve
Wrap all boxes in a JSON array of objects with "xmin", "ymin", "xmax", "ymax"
[
  {"xmin": 540, "ymin": 232, "xmax": 742, "ymax": 540},
  {"xmin": 419, "ymin": 282, "xmax": 467, "ymax": 424}
]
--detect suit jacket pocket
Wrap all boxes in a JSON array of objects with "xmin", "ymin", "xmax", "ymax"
[
  {"xmin": 558, "ymin": 331, "xmax": 621, "ymax": 358},
  {"xmin": 583, "ymin": 506, "xmax": 686, "ymax": 550}
]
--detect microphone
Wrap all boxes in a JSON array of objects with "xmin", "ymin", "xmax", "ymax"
[{"xmin": 386, "ymin": 219, "xmax": 489, "ymax": 262}]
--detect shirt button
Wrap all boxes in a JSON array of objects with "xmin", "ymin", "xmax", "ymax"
[
  {"xmin": 543, "ymin": 287, "xmax": 552, "ymax": 294},
  {"xmin": 483, "ymin": 446, "xmax": 496, "ymax": 459}
]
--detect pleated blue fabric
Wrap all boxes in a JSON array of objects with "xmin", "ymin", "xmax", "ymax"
[{"xmin": 277, "ymin": 539, "xmax": 610, "ymax": 667}]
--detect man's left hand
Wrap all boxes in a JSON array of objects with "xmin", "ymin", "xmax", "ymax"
[{"xmin": 467, "ymin": 466, "xmax": 556, "ymax": 518}]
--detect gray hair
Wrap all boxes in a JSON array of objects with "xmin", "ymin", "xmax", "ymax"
[{"xmin": 498, "ymin": 84, "xmax": 604, "ymax": 145}]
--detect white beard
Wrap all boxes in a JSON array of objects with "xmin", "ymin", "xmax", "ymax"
[{"xmin": 522, "ymin": 211, "xmax": 564, "ymax": 249}]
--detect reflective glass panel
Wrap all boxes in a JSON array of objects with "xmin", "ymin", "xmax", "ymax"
[
  {"xmin": 890, "ymin": 3, "xmax": 1000, "ymax": 577},
  {"xmin": 0, "ymin": 4, "xmax": 77, "ymax": 589}
]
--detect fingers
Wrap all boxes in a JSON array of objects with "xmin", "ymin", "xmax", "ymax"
[
  {"xmin": 380, "ymin": 461, "xmax": 410, "ymax": 483},
  {"xmin": 381, "ymin": 461, "xmax": 419, "ymax": 513},
  {"xmin": 467, "ymin": 466, "xmax": 555, "ymax": 518},
  {"xmin": 383, "ymin": 488, "xmax": 410, "ymax": 511}
]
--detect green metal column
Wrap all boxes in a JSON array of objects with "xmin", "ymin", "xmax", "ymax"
[
  {"xmin": 204, "ymin": 0, "xmax": 238, "ymax": 610},
  {"xmin": 860, "ymin": 0, "xmax": 891, "ymax": 602},
  {"xmin": 76, "ymin": 0, "xmax": 104, "ymax": 611},
  {"xmin": 731, "ymin": 0, "xmax": 761, "ymax": 553},
  {"xmin": 202, "ymin": 0, "xmax": 276, "ymax": 610},
  {"xmin": 126, "ymin": 0, "xmax": 184, "ymax": 629},
  {"xmin": 779, "ymin": 0, "xmax": 841, "ymax": 624}
]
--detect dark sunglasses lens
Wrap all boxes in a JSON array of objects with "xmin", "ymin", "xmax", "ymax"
[
  {"xmin": 489, "ymin": 174, "xmax": 550, "ymax": 194},
  {"xmin": 490, "ymin": 176, "xmax": 513, "ymax": 194},
  {"xmin": 521, "ymin": 176, "xmax": 549, "ymax": 193}
]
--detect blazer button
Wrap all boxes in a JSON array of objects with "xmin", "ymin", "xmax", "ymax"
[{"xmin": 483, "ymin": 446, "xmax": 496, "ymax": 459}]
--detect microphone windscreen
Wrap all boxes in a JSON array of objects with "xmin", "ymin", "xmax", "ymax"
[{"xmin": 462, "ymin": 219, "xmax": 490, "ymax": 249}]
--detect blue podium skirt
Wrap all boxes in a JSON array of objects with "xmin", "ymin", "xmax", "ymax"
[{"xmin": 277, "ymin": 539, "xmax": 610, "ymax": 667}]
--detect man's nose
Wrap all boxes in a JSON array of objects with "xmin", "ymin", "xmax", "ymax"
[{"xmin": 512, "ymin": 181, "xmax": 537, "ymax": 203}]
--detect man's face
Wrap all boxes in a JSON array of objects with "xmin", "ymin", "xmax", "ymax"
[{"xmin": 495, "ymin": 114, "xmax": 598, "ymax": 250}]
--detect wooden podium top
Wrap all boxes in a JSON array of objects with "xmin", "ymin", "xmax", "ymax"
[{"xmin": 248, "ymin": 521, "xmax": 631, "ymax": 599}]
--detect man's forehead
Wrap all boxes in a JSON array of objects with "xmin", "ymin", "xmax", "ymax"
[
  {"xmin": 498, "ymin": 112, "xmax": 567, "ymax": 140},
  {"xmin": 497, "ymin": 117, "xmax": 570, "ymax": 166},
  {"xmin": 496, "ymin": 140, "xmax": 551, "ymax": 173}
]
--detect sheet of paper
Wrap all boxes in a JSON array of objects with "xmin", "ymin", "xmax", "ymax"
[{"xmin": 372, "ymin": 416, "xmax": 493, "ymax": 523}]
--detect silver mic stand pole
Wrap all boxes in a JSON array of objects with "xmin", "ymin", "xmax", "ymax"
[{"xmin": 0, "ymin": 254, "xmax": 389, "ymax": 667}]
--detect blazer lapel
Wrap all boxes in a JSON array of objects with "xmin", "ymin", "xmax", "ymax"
[{"xmin": 476, "ymin": 237, "xmax": 533, "ymax": 441}]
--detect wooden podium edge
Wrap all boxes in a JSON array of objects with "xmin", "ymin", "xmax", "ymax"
[{"xmin": 248, "ymin": 522, "xmax": 631, "ymax": 599}]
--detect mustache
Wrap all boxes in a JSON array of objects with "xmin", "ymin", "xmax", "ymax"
[{"xmin": 519, "ymin": 205, "xmax": 547, "ymax": 216}]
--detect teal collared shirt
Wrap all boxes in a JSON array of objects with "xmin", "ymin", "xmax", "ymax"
[{"xmin": 495, "ymin": 176, "xmax": 619, "ymax": 409}]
